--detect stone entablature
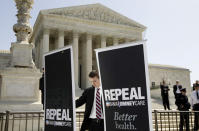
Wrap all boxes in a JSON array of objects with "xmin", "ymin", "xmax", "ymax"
[
  {"xmin": 149, "ymin": 64, "xmax": 190, "ymax": 71},
  {"xmin": 41, "ymin": 14, "xmax": 142, "ymax": 39}
]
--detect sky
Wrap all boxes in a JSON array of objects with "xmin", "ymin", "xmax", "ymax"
[{"xmin": 0, "ymin": 0, "xmax": 199, "ymax": 84}]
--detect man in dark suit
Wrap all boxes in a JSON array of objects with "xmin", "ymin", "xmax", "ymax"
[
  {"xmin": 76, "ymin": 71, "xmax": 104, "ymax": 131},
  {"xmin": 173, "ymin": 80, "xmax": 182, "ymax": 106},
  {"xmin": 160, "ymin": 80, "xmax": 170, "ymax": 110},
  {"xmin": 176, "ymin": 88, "xmax": 190, "ymax": 131},
  {"xmin": 191, "ymin": 84, "xmax": 199, "ymax": 131},
  {"xmin": 39, "ymin": 68, "xmax": 44, "ymax": 109},
  {"xmin": 193, "ymin": 80, "xmax": 199, "ymax": 91}
]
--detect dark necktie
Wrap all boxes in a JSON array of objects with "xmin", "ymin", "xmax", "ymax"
[{"xmin": 96, "ymin": 88, "xmax": 101, "ymax": 119}]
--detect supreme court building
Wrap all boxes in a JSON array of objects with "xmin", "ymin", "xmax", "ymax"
[
  {"xmin": 29, "ymin": 3, "xmax": 191, "ymax": 97},
  {"xmin": 30, "ymin": 4, "xmax": 146, "ymax": 91}
]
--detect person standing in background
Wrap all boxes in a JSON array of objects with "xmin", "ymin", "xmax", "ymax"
[
  {"xmin": 173, "ymin": 80, "xmax": 182, "ymax": 106},
  {"xmin": 190, "ymin": 84, "xmax": 199, "ymax": 131},
  {"xmin": 176, "ymin": 88, "xmax": 190, "ymax": 131},
  {"xmin": 39, "ymin": 68, "xmax": 44, "ymax": 109},
  {"xmin": 193, "ymin": 80, "xmax": 199, "ymax": 91},
  {"xmin": 160, "ymin": 80, "xmax": 171, "ymax": 110}
]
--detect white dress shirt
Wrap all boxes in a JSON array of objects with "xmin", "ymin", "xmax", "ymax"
[
  {"xmin": 89, "ymin": 86, "xmax": 104, "ymax": 119},
  {"xmin": 190, "ymin": 90, "xmax": 199, "ymax": 108},
  {"xmin": 176, "ymin": 85, "xmax": 181, "ymax": 94}
]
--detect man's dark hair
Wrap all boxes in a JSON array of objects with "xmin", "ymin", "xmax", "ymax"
[{"xmin": 89, "ymin": 70, "xmax": 99, "ymax": 78}]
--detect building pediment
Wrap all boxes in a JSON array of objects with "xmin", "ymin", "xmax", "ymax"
[{"xmin": 41, "ymin": 3, "xmax": 146, "ymax": 29}]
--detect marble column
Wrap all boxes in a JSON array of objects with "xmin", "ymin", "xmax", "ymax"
[
  {"xmin": 113, "ymin": 37, "xmax": 119, "ymax": 46},
  {"xmin": 42, "ymin": 29, "xmax": 49, "ymax": 67},
  {"xmin": 82, "ymin": 34, "xmax": 92, "ymax": 88},
  {"xmin": 86, "ymin": 34, "xmax": 92, "ymax": 87},
  {"xmin": 72, "ymin": 32, "xmax": 79, "ymax": 89},
  {"xmin": 39, "ymin": 37, "xmax": 43, "ymax": 69},
  {"xmin": 31, "ymin": 39, "xmax": 37, "ymax": 64},
  {"xmin": 34, "ymin": 39, "xmax": 38, "ymax": 65},
  {"xmin": 101, "ymin": 36, "xmax": 106, "ymax": 48},
  {"xmin": 58, "ymin": 30, "xmax": 65, "ymax": 48},
  {"xmin": 43, "ymin": 29, "xmax": 50, "ymax": 53},
  {"xmin": 36, "ymin": 40, "xmax": 40, "ymax": 68}
]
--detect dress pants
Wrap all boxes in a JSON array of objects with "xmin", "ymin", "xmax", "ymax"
[
  {"xmin": 194, "ymin": 104, "xmax": 199, "ymax": 131},
  {"xmin": 89, "ymin": 119, "xmax": 104, "ymax": 131},
  {"xmin": 162, "ymin": 95, "xmax": 170, "ymax": 110},
  {"xmin": 175, "ymin": 93, "xmax": 181, "ymax": 105},
  {"xmin": 179, "ymin": 112, "xmax": 189, "ymax": 131},
  {"xmin": 194, "ymin": 112, "xmax": 199, "ymax": 131}
]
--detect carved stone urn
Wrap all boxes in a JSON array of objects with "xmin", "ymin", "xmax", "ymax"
[{"xmin": 11, "ymin": 0, "xmax": 35, "ymax": 68}]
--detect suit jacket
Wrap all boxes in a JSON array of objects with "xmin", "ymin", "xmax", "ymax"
[
  {"xmin": 76, "ymin": 86, "xmax": 95, "ymax": 131},
  {"xmin": 39, "ymin": 74, "xmax": 44, "ymax": 104},
  {"xmin": 176, "ymin": 94, "xmax": 190, "ymax": 111},
  {"xmin": 173, "ymin": 85, "xmax": 182, "ymax": 96},
  {"xmin": 160, "ymin": 85, "xmax": 169, "ymax": 96}
]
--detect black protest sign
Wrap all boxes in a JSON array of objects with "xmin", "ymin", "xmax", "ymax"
[
  {"xmin": 44, "ymin": 46, "xmax": 76, "ymax": 131},
  {"xmin": 96, "ymin": 42, "xmax": 153, "ymax": 131}
]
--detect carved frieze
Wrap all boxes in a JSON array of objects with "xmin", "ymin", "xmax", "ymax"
[{"xmin": 46, "ymin": 4, "xmax": 141, "ymax": 28}]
